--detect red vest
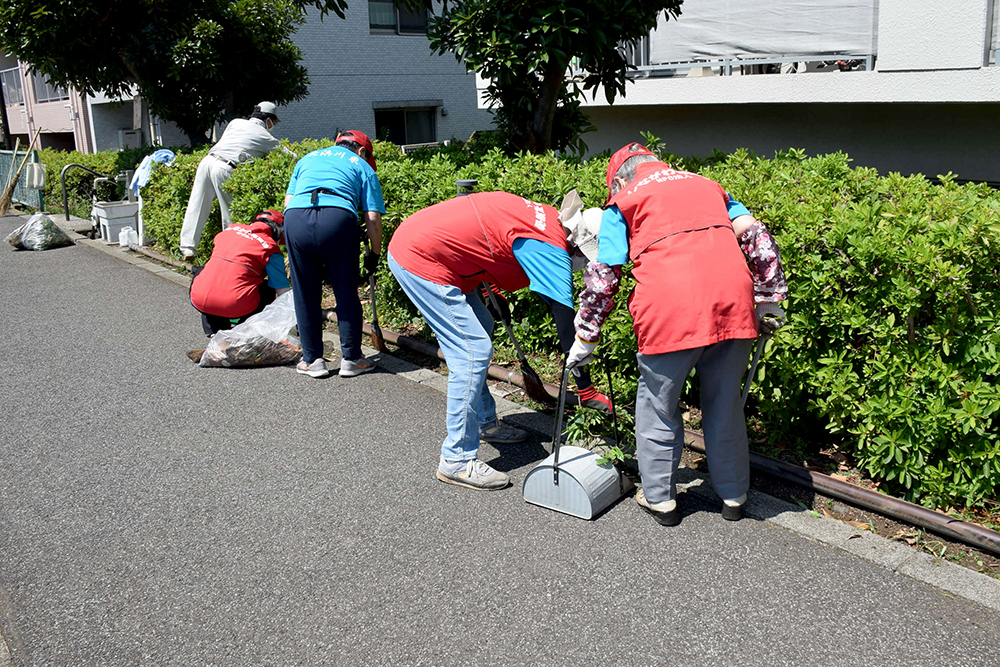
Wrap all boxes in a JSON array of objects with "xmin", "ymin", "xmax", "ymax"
[
  {"xmin": 609, "ymin": 162, "xmax": 756, "ymax": 354},
  {"xmin": 190, "ymin": 222, "xmax": 281, "ymax": 318},
  {"xmin": 388, "ymin": 191, "xmax": 569, "ymax": 293}
]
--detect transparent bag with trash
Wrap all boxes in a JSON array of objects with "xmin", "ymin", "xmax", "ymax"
[
  {"xmin": 5, "ymin": 212, "xmax": 74, "ymax": 251},
  {"xmin": 199, "ymin": 291, "xmax": 302, "ymax": 368}
]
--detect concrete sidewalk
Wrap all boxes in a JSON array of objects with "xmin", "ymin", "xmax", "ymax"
[{"xmin": 1, "ymin": 211, "xmax": 998, "ymax": 666}]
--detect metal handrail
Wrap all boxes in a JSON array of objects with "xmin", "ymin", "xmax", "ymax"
[{"xmin": 59, "ymin": 163, "xmax": 109, "ymax": 222}]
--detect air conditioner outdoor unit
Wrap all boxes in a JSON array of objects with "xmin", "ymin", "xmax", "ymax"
[{"xmin": 118, "ymin": 129, "xmax": 141, "ymax": 150}]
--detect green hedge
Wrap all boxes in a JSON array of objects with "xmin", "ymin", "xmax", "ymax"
[{"xmin": 133, "ymin": 139, "xmax": 1000, "ymax": 510}]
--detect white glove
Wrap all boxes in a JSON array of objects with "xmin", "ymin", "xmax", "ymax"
[
  {"xmin": 756, "ymin": 302, "xmax": 786, "ymax": 335},
  {"xmin": 566, "ymin": 338, "xmax": 598, "ymax": 369}
]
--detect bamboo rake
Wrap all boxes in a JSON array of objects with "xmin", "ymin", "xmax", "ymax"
[{"xmin": 0, "ymin": 128, "xmax": 40, "ymax": 215}]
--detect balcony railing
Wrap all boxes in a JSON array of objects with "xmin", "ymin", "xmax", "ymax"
[{"xmin": 1, "ymin": 67, "xmax": 24, "ymax": 106}]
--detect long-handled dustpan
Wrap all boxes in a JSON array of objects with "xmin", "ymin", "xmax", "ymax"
[{"xmin": 522, "ymin": 355, "xmax": 633, "ymax": 520}]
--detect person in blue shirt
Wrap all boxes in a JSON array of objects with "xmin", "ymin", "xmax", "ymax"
[{"xmin": 283, "ymin": 130, "xmax": 385, "ymax": 379}]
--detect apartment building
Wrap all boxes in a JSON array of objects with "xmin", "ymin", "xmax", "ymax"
[
  {"xmin": 572, "ymin": 0, "xmax": 1000, "ymax": 184},
  {"xmin": 1, "ymin": 2, "xmax": 491, "ymax": 154},
  {"xmin": 275, "ymin": 1, "xmax": 491, "ymax": 146},
  {"xmin": 0, "ymin": 53, "xmax": 92, "ymax": 152}
]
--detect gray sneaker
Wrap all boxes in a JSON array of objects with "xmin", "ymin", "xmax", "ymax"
[
  {"xmin": 296, "ymin": 358, "xmax": 330, "ymax": 378},
  {"xmin": 479, "ymin": 419, "xmax": 527, "ymax": 444},
  {"xmin": 339, "ymin": 356, "xmax": 376, "ymax": 377},
  {"xmin": 436, "ymin": 459, "xmax": 510, "ymax": 490}
]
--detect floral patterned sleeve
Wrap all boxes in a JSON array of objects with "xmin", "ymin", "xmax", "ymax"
[
  {"xmin": 739, "ymin": 220, "xmax": 788, "ymax": 303},
  {"xmin": 574, "ymin": 261, "xmax": 622, "ymax": 343}
]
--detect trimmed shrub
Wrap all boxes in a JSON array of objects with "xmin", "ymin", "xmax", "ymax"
[{"xmin": 131, "ymin": 138, "xmax": 1000, "ymax": 509}]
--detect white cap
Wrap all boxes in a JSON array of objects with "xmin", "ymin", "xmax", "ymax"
[
  {"xmin": 255, "ymin": 101, "xmax": 279, "ymax": 122},
  {"xmin": 559, "ymin": 190, "xmax": 601, "ymax": 262}
]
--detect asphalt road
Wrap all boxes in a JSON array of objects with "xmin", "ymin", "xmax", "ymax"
[{"xmin": 1, "ymin": 213, "xmax": 998, "ymax": 666}]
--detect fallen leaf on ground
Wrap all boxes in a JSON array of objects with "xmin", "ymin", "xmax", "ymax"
[{"xmin": 845, "ymin": 520, "xmax": 873, "ymax": 532}]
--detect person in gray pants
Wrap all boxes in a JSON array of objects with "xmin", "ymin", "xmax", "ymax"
[{"xmin": 565, "ymin": 143, "xmax": 788, "ymax": 525}]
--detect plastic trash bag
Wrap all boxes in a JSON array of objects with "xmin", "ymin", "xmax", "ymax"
[
  {"xmin": 5, "ymin": 212, "xmax": 74, "ymax": 251},
  {"xmin": 199, "ymin": 291, "xmax": 302, "ymax": 368}
]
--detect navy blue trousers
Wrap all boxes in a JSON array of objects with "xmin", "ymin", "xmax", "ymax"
[{"xmin": 284, "ymin": 206, "xmax": 362, "ymax": 364}]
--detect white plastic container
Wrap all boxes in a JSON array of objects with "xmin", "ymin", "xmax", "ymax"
[
  {"xmin": 94, "ymin": 201, "xmax": 139, "ymax": 243},
  {"xmin": 127, "ymin": 227, "xmax": 139, "ymax": 248},
  {"xmin": 118, "ymin": 226, "xmax": 133, "ymax": 247}
]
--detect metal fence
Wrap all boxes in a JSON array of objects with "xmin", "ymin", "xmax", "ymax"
[{"xmin": 0, "ymin": 149, "xmax": 44, "ymax": 211}]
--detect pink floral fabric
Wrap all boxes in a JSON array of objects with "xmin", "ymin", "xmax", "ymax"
[
  {"xmin": 574, "ymin": 261, "xmax": 622, "ymax": 343},
  {"xmin": 739, "ymin": 221, "xmax": 788, "ymax": 304}
]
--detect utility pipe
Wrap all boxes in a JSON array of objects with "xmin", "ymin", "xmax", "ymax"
[{"xmin": 684, "ymin": 430, "xmax": 1000, "ymax": 558}]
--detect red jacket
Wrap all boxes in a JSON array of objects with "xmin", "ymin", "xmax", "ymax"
[
  {"xmin": 609, "ymin": 162, "xmax": 756, "ymax": 354},
  {"xmin": 190, "ymin": 222, "xmax": 281, "ymax": 318},
  {"xmin": 388, "ymin": 191, "xmax": 569, "ymax": 293}
]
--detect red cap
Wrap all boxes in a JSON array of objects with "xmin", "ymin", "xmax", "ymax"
[
  {"xmin": 336, "ymin": 130, "xmax": 377, "ymax": 172},
  {"xmin": 255, "ymin": 209, "xmax": 284, "ymax": 226},
  {"xmin": 606, "ymin": 143, "xmax": 657, "ymax": 198}
]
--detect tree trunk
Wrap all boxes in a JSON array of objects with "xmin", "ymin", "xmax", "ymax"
[{"xmin": 528, "ymin": 56, "xmax": 569, "ymax": 154}]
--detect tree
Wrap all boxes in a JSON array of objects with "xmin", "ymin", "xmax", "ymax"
[
  {"xmin": 0, "ymin": 0, "xmax": 352, "ymax": 145},
  {"xmin": 428, "ymin": 0, "xmax": 684, "ymax": 154}
]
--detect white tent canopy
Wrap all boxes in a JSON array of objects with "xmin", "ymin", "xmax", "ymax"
[{"xmin": 648, "ymin": 0, "xmax": 879, "ymax": 64}]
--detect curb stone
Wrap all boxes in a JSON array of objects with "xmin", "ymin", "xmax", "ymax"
[{"xmin": 49, "ymin": 210, "xmax": 1000, "ymax": 615}]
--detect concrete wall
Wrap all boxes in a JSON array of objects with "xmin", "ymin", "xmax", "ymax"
[
  {"xmin": 584, "ymin": 102, "xmax": 1000, "ymax": 183},
  {"xmin": 89, "ymin": 100, "xmax": 135, "ymax": 152},
  {"xmin": 274, "ymin": 5, "xmax": 492, "ymax": 145}
]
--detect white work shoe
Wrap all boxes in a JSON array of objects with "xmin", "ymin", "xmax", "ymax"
[
  {"xmin": 180, "ymin": 247, "xmax": 196, "ymax": 260},
  {"xmin": 635, "ymin": 488, "xmax": 680, "ymax": 526},
  {"xmin": 436, "ymin": 458, "xmax": 510, "ymax": 491}
]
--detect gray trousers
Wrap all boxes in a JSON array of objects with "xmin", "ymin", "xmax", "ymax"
[{"xmin": 636, "ymin": 338, "xmax": 754, "ymax": 504}]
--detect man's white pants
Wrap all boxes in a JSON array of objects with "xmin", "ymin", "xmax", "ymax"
[{"xmin": 179, "ymin": 155, "xmax": 235, "ymax": 253}]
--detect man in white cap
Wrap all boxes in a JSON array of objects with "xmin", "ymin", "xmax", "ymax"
[{"xmin": 179, "ymin": 101, "xmax": 294, "ymax": 259}]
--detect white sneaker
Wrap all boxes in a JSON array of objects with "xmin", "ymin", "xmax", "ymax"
[
  {"xmin": 340, "ymin": 356, "xmax": 376, "ymax": 377},
  {"xmin": 435, "ymin": 459, "xmax": 510, "ymax": 490},
  {"xmin": 180, "ymin": 247, "xmax": 196, "ymax": 260},
  {"xmin": 296, "ymin": 358, "xmax": 330, "ymax": 378}
]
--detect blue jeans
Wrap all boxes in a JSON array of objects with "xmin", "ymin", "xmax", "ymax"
[{"xmin": 388, "ymin": 252, "xmax": 498, "ymax": 462}]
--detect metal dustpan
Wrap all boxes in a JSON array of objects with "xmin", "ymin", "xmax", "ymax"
[{"xmin": 522, "ymin": 356, "xmax": 633, "ymax": 520}]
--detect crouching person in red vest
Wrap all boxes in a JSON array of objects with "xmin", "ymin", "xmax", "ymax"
[
  {"xmin": 189, "ymin": 210, "xmax": 290, "ymax": 335},
  {"xmin": 387, "ymin": 191, "xmax": 612, "ymax": 491},
  {"xmin": 567, "ymin": 144, "xmax": 788, "ymax": 526}
]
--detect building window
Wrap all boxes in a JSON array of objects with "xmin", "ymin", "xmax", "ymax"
[
  {"xmin": 369, "ymin": 0, "xmax": 428, "ymax": 34},
  {"xmin": 1, "ymin": 67, "xmax": 23, "ymax": 106},
  {"xmin": 32, "ymin": 73, "xmax": 69, "ymax": 104},
  {"xmin": 374, "ymin": 107, "xmax": 436, "ymax": 145}
]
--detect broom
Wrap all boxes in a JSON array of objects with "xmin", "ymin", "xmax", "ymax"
[{"xmin": 0, "ymin": 128, "xmax": 40, "ymax": 216}]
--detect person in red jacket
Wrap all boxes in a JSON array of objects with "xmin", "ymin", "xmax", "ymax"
[
  {"xmin": 189, "ymin": 210, "xmax": 290, "ymax": 335},
  {"xmin": 387, "ymin": 191, "xmax": 611, "ymax": 491},
  {"xmin": 567, "ymin": 143, "xmax": 788, "ymax": 526}
]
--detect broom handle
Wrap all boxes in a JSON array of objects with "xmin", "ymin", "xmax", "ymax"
[
  {"xmin": 551, "ymin": 356, "xmax": 570, "ymax": 485},
  {"xmin": 7, "ymin": 129, "xmax": 40, "ymax": 189},
  {"xmin": 14, "ymin": 128, "xmax": 40, "ymax": 176}
]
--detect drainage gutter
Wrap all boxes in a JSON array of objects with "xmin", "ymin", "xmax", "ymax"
[{"xmin": 684, "ymin": 430, "xmax": 1000, "ymax": 558}]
